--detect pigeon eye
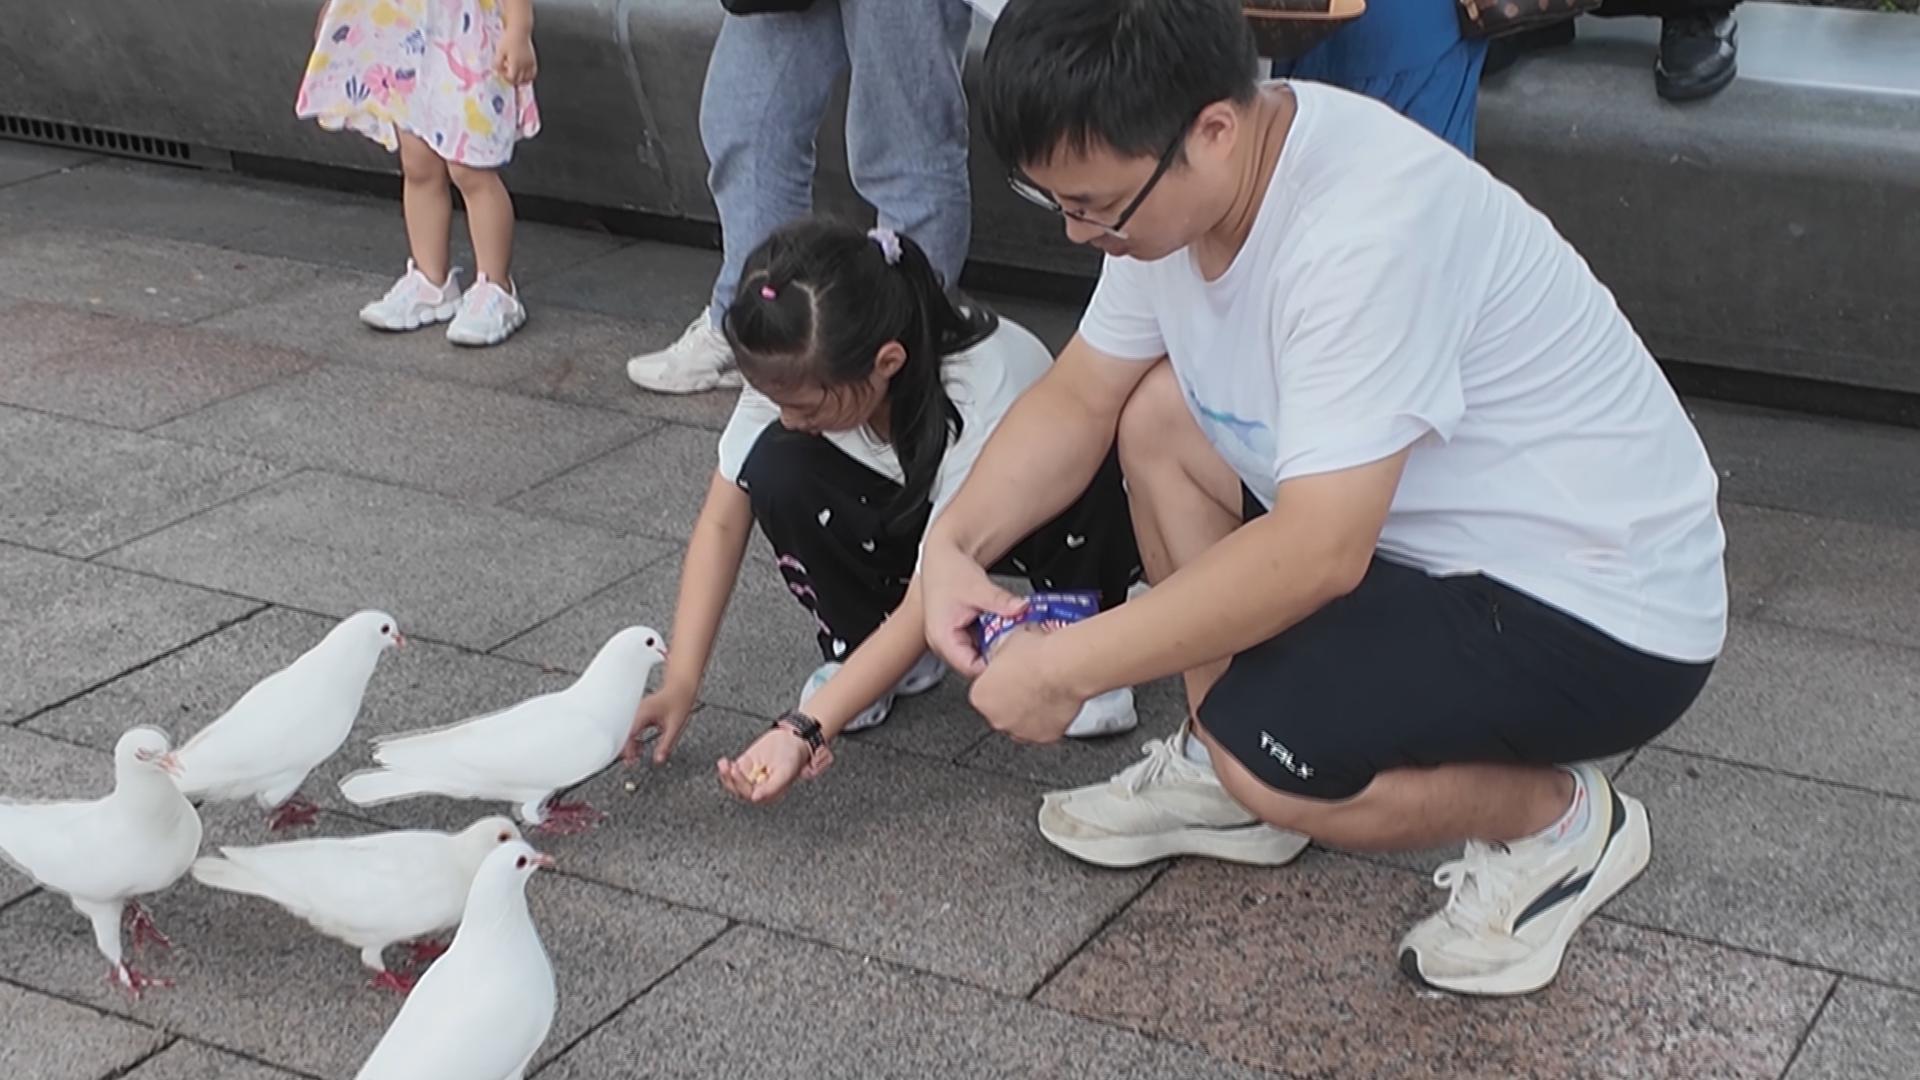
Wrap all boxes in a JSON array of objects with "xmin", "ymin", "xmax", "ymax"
[
  {"xmin": 498, "ymin": 832, "xmax": 511, "ymax": 842},
  {"xmin": 381, "ymin": 624, "xmax": 392, "ymax": 634},
  {"xmin": 516, "ymin": 856, "xmax": 528, "ymax": 869}
]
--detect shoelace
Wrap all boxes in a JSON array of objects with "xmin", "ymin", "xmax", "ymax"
[
  {"xmin": 1114, "ymin": 736, "xmax": 1192, "ymax": 796},
  {"xmin": 1431, "ymin": 840, "xmax": 1523, "ymax": 931}
]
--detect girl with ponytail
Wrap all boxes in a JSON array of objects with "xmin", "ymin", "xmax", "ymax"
[{"xmin": 622, "ymin": 218, "xmax": 1141, "ymax": 802}]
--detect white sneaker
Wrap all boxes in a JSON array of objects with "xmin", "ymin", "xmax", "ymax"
[
  {"xmin": 799, "ymin": 653, "xmax": 946, "ymax": 734},
  {"xmin": 1063, "ymin": 686, "xmax": 1139, "ymax": 739},
  {"xmin": 359, "ymin": 260, "xmax": 463, "ymax": 331},
  {"xmin": 1037, "ymin": 719, "xmax": 1310, "ymax": 868},
  {"xmin": 625, "ymin": 314, "xmax": 743, "ymax": 394},
  {"xmin": 1397, "ymin": 762, "xmax": 1651, "ymax": 996},
  {"xmin": 446, "ymin": 274, "xmax": 527, "ymax": 347}
]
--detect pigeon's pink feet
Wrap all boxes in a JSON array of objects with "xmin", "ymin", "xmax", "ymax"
[
  {"xmin": 370, "ymin": 968, "xmax": 416, "ymax": 994},
  {"xmin": 534, "ymin": 800, "xmax": 605, "ymax": 836},
  {"xmin": 266, "ymin": 796, "xmax": 320, "ymax": 832},
  {"xmin": 108, "ymin": 963, "xmax": 174, "ymax": 1000},
  {"xmin": 402, "ymin": 938, "xmax": 449, "ymax": 966},
  {"xmin": 123, "ymin": 901, "xmax": 171, "ymax": 953}
]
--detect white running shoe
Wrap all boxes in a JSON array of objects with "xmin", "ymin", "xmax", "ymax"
[
  {"xmin": 799, "ymin": 652, "xmax": 946, "ymax": 734},
  {"xmin": 1397, "ymin": 762, "xmax": 1651, "ymax": 996},
  {"xmin": 446, "ymin": 274, "xmax": 527, "ymax": 347},
  {"xmin": 359, "ymin": 260, "xmax": 462, "ymax": 331},
  {"xmin": 625, "ymin": 313, "xmax": 743, "ymax": 394},
  {"xmin": 1063, "ymin": 686, "xmax": 1139, "ymax": 739},
  {"xmin": 1037, "ymin": 719, "xmax": 1310, "ymax": 868}
]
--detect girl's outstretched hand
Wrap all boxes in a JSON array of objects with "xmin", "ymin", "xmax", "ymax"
[
  {"xmin": 717, "ymin": 729, "xmax": 814, "ymax": 805},
  {"xmin": 497, "ymin": 32, "xmax": 538, "ymax": 86}
]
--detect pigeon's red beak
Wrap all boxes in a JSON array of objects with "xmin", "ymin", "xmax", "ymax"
[
  {"xmin": 148, "ymin": 750, "xmax": 184, "ymax": 778},
  {"xmin": 393, "ymin": 631, "xmax": 408, "ymax": 650},
  {"xmin": 532, "ymin": 853, "xmax": 556, "ymax": 870}
]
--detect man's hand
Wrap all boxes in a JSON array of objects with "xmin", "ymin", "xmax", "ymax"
[
  {"xmin": 969, "ymin": 627, "xmax": 1082, "ymax": 743},
  {"xmin": 919, "ymin": 533, "xmax": 1026, "ymax": 676}
]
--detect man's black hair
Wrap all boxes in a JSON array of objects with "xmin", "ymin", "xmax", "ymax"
[{"xmin": 982, "ymin": 0, "xmax": 1260, "ymax": 170}]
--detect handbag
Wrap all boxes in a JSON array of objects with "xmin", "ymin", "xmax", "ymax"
[
  {"xmin": 721, "ymin": 0, "xmax": 815, "ymax": 14},
  {"xmin": 1242, "ymin": 0, "xmax": 1367, "ymax": 62},
  {"xmin": 1455, "ymin": 0, "xmax": 1599, "ymax": 40}
]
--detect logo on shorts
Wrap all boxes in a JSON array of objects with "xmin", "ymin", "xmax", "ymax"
[{"xmin": 1259, "ymin": 732, "xmax": 1314, "ymax": 780}]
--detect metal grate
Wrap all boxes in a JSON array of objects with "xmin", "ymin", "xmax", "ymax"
[{"xmin": 0, "ymin": 114, "xmax": 208, "ymax": 165}]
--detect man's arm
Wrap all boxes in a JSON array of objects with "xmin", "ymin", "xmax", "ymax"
[
  {"xmin": 1047, "ymin": 450, "xmax": 1409, "ymax": 701},
  {"xmin": 927, "ymin": 333, "xmax": 1153, "ymax": 565}
]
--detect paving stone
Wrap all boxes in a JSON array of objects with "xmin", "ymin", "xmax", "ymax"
[
  {"xmin": 1659, "ymin": 618, "xmax": 1920, "ymax": 799},
  {"xmin": 1611, "ymin": 749, "xmax": 1920, "ymax": 988},
  {"xmin": 150, "ymin": 364, "xmax": 651, "ymax": 503},
  {"xmin": 0, "ymin": 229, "xmax": 329, "ymax": 323},
  {"xmin": 0, "ymin": 298, "xmax": 146, "ymax": 365},
  {"xmin": 0, "ymin": 727, "xmax": 125, "ymax": 906},
  {"xmin": 0, "ymin": 864, "xmax": 724, "ymax": 1080},
  {"xmin": 519, "ymin": 239, "xmax": 721, "ymax": 326},
  {"xmin": 506, "ymin": 422, "xmax": 714, "ymax": 542},
  {"xmin": 0, "ymin": 322, "xmax": 322, "ymax": 431},
  {"xmin": 1787, "ymin": 980, "xmax": 1920, "ymax": 1080},
  {"xmin": 508, "ymin": 340, "xmax": 742, "ymax": 433},
  {"xmin": 120, "ymin": 1042, "xmax": 305, "ymax": 1080},
  {"xmin": 494, "ymin": 549, "xmax": 817, "ymax": 722},
  {"xmin": 0, "ymin": 160, "xmax": 320, "ymax": 249},
  {"xmin": 100, "ymin": 472, "xmax": 668, "ymax": 651},
  {"xmin": 1691, "ymin": 400, "xmax": 1920, "ymax": 531},
  {"xmin": 1757, "ymin": 516, "xmax": 1920, "ymax": 651},
  {"xmin": 543, "ymin": 925, "xmax": 1269, "ymax": 1080},
  {"xmin": 0, "ymin": 982, "xmax": 166, "ymax": 1080},
  {"xmin": 506, "ymin": 707, "xmax": 1156, "ymax": 995},
  {"xmin": 0, "ymin": 405, "xmax": 285, "ymax": 558},
  {"xmin": 199, "ymin": 270, "xmax": 657, "ymax": 391},
  {"xmin": 1040, "ymin": 854, "xmax": 1831, "ymax": 1080},
  {"xmin": 24, "ymin": 606, "xmax": 574, "ymax": 817},
  {"xmin": 1720, "ymin": 500, "xmax": 1829, "ymax": 619},
  {"xmin": 0, "ymin": 543, "xmax": 257, "ymax": 723},
  {"xmin": 0, "ymin": 142, "xmax": 96, "ymax": 187}
]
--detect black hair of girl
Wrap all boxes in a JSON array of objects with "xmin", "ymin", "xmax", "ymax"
[{"xmin": 723, "ymin": 219, "xmax": 999, "ymax": 527}]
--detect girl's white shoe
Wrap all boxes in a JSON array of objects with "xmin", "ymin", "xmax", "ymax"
[
  {"xmin": 359, "ymin": 261, "xmax": 463, "ymax": 331},
  {"xmin": 447, "ymin": 274, "xmax": 527, "ymax": 347}
]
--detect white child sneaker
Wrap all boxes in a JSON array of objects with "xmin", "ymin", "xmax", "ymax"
[
  {"xmin": 446, "ymin": 274, "xmax": 527, "ymax": 347},
  {"xmin": 1064, "ymin": 686, "xmax": 1139, "ymax": 739},
  {"xmin": 1037, "ymin": 719, "xmax": 1310, "ymax": 868},
  {"xmin": 1397, "ymin": 762, "xmax": 1651, "ymax": 996},
  {"xmin": 359, "ymin": 260, "xmax": 463, "ymax": 331},
  {"xmin": 626, "ymin": 313, "xmax": 744, "ymax": 393},
  {"xmin": 799, "ymin": 652, "xmax": 946, "ymax": 734}
]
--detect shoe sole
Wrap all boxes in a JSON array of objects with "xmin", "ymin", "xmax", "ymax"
[
  {"xmin": 361, "ymin": 299, "xmax": 460, "ymax": 332},
  {"xmin": 1037, "ymin": 802, "xmax": 1311, "ymax": 869},
  {"xmin": 1657, "ymin": 59, "xmax": 1737, "ymax": 102},
  {"xmin": 1399, "ymin": 793, "xmax": 1653, "ymax": 997},
  {"xmin": 448, "ymin": 308, "xmax": 528, "ymax": 348},
  {"xmin": 625, "ymin": 366, "xmax": 746, "ymax": 394}
]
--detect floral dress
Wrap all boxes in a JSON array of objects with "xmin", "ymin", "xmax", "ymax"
[{"xmin": 295, "ymin": 0, "xmax": 539, "ymax": 168}]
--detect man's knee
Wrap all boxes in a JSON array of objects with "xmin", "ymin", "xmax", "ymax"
[{"xmin": 1115, "ymin": 361, "xmax": 1189, "ymax": 472}]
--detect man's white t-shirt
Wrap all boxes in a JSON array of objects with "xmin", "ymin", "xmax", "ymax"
[
  {"xmin": 716, "ymin": 317, "xmax": 1054, "ymax": 528},
  {"xmin": 1079, "ymin": 81, "xmax": 1726, "ymax": 663}
]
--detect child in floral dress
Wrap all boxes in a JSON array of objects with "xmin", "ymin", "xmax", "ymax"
[{"xmin": 298, "ymin": 0, "xmax": 540, "ymax": 346}]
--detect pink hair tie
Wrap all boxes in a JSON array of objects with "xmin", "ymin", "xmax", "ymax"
[{"xmin": 760, "ymin": 285, "xmax": 777, "ymax": 300}]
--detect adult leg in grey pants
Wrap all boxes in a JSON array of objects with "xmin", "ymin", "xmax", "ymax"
[{"xmin": 626, "ymin": 0, "xmax": 975, "ymax": 394}]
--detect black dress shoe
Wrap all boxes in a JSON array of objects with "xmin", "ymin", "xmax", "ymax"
[{"xmin": 1656, "ymin": 10, "xmax": 1738, "ymax": 101}]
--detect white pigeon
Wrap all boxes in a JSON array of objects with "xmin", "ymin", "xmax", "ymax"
[
  {"xmin": 0, "ymin": 727, "xmax": 203, "ymax": 996},
  {"xmin": 339, "ymin": 626, "xmax": 666, "ymax": 834},
  {"xmin": 189, "ymin": 814, "xmax": 524, "ymax": 993},
  {"xmin": 173, "ymin": 610, "xmax": 403, "ymax": 830},
  {"xmin": 352, "ymin": 839, "xmax": 557, "ymax": 1080}
]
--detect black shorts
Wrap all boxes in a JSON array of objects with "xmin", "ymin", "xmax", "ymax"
[{"xmin": 1195, "ymin": 488, "xmax": 1715, "ymax": 801}]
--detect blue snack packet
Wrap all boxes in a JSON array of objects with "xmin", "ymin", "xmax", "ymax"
[{"xmin": 974, "ymin": 590, "xmax": 1101, "ymax": 660}]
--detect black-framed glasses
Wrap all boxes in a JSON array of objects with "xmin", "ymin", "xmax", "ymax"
[{"xmin": 1006, "ymin": 119, "xmax": 1191, "ymax": 239}]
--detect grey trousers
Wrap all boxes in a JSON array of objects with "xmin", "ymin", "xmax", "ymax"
[{"xmin": 699, "ymin": 0, "xmax": 975, "ymax": 325}]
